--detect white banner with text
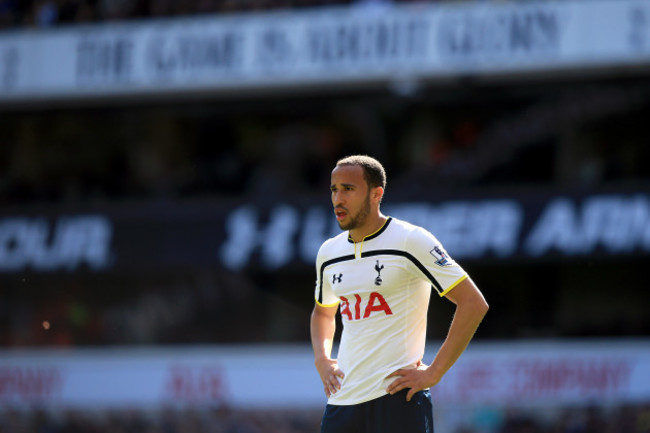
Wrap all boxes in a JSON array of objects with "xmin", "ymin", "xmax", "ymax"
[
  {"xmin": 1, "ymin": 0, "xmax": 650, "ymax": 101},
  {"xmin": 1, "ymin": 341, "xmax": 649, "ymax": 409}
]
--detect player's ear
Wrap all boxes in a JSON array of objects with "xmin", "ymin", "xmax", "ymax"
[{"xmin": 373, "ymin": 186, "xmax": 384, "ymax": 204}]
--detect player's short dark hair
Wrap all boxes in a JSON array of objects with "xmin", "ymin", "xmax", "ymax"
[{"xmin": 336, "ymin": 155, "xmax": 387, "ymax": 190}]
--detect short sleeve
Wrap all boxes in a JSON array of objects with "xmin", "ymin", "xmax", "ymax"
[
  {"xmin": 314, "ymin": 246, "xmax": 341, "ymax": 307},
  {"xmin": 405, "ymin": 227, "xmax": 468, "ymax": 297}
]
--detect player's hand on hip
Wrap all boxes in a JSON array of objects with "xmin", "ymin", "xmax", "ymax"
[
  {"xmin": 315, "ymin": 358, "xmax": 344, "ymax": 398},
  {"xmin": 385, "ymin": 362, "xmax": 435, "ymax": 402}
]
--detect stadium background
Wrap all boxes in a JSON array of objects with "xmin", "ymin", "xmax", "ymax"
[{"xmin": 1, "ymin": 0, "xmax": 650, "ymax": 432}]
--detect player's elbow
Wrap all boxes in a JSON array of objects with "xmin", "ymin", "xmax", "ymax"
[
  {"xmin": 469, "ymin": 294, "xmax": 489, "ymax": 319},
  {"xmin": 478, "ymin": 298, "xmax": 489, "ymax": 318}
]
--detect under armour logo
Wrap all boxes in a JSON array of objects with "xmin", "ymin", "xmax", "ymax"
[
  {"xmin": 332, "ymin": 273, "xmax": 342, "ymax": 284},
  {"xmin": 374, "ymin": 260, "xmax": 384, "ymax": 286}
]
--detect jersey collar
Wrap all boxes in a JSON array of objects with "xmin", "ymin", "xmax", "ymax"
[{"xmin": 347, "ymin": 217, "xmax": 392, "ymax": 244}]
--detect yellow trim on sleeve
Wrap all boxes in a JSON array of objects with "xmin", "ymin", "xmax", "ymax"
[
  {"xmin": 439, "ymin": 275, "xmax": 468, "ymax": 297},
  {"xmin": 315, "ymin": 298, "xmax": 341, "ymax": 308}
]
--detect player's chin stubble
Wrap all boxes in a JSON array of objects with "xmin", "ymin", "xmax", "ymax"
[{"xmin": 338, "ymin": 195, "xmax": 371, "ymax": 231}]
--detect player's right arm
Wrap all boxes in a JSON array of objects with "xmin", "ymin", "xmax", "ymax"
[{"xmin": 311, "ymin": 303, "xmax": 344, "ymax": 397}]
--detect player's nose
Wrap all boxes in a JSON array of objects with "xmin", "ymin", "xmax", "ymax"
[{"xmin": 332, "ymin": 191, "xmax": 344, "ymax": 205}]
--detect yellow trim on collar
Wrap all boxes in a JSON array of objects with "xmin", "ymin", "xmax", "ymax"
[
  {"xmin": 350, "ymin": 217, "xmax": 391, "ymax": 259},
  {"xmin": 363, "ymin": 218, "xmax": 390, "ymax": 240}
]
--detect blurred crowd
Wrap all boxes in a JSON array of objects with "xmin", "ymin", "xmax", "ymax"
[
  {"xmin": 458, "ymin": 404, "xmax": 650, "ymax": 433},
  {"xmin": 3, "ymin": 82, "xmax": 649, "ymax": 206},
  {"xmin": 1, "ymin": 82, "xmax": 650, "ymax": 348},
  {"xmin": 0, "ymin": 0, "xmax": 472, "ymax": 30},
  {"xmin": 0, "ymin": 0, "xmax": 351, "ymax": 29},
  {"xmin": 1, "ymin": 403, "xmax": 649, "ymax": 433},
  {"xmin": 0, "ymin": 269, "xmax": 307, "ymax": 347},
  {"xmin": 0, "ymin": 406, "xmax": 322, "ymax": 433}
]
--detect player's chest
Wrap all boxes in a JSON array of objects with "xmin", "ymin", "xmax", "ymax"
[{"xmin": 324, "ymin": 255, "xmax": 407, "ymax": 298}]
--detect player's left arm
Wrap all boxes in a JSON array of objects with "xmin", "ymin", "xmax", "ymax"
[{"xmin": 386, "ymin": 277, "xmax": 488, "ymax": 401}]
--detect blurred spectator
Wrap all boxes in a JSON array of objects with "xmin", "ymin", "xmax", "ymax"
[
  {"xmin": 0, "ymin": 0, "xmax": 359, "ymax": 29},
  {"xmin": 0, "ymin": 0, "xmax": 17, "ymax": 28},
  {"xmin": 1, "ymin": 403, "xmax": 650, "ymax": 433},
  {"xmin": 0, "ymin": 406, "xmax": 324, "ymax": 433},
  {"xmin": 32, "ymin": 0, "xmax": 58, "ymax": 26}
]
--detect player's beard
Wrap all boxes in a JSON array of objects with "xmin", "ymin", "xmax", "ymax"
[{"xmin": 338, "ymin": 192, "xmax": 371, "ymax": 231}]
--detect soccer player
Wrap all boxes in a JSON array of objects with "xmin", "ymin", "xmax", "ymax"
[{"xmin": 311, "ymin": 155, "xmax": 489, "ymax": 433}]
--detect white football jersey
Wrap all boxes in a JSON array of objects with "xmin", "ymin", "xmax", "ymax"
[{"xmin": 314, "ymin": 217, "xmax": 467, "ymax": 405}]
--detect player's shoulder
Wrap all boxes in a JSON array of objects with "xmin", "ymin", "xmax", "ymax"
[
  {"xmin": 389, "ymin": 217, "xmax": 439, "ymax": 245},
  {"xmin": 316, "ymin": 231, "xmax": 349, "ymax": 257},
  {"xmin": 389, "ymin": 217, "xmax": 432, "ymax": 237}
]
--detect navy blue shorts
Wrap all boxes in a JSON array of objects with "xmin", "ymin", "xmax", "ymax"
[{"xmin": 320, "ymin": 389, "xmax": 433, "ymax": 433}]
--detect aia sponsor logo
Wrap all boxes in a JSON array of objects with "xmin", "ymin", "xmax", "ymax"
[{"xmin": 339, "ymin": 292, "xmax": 392, "ymax": 321}]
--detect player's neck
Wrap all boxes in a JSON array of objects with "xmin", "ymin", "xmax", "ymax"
[{"xmin": 348, "ymin": 213, "xmax": 387, "ymax": 243}]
